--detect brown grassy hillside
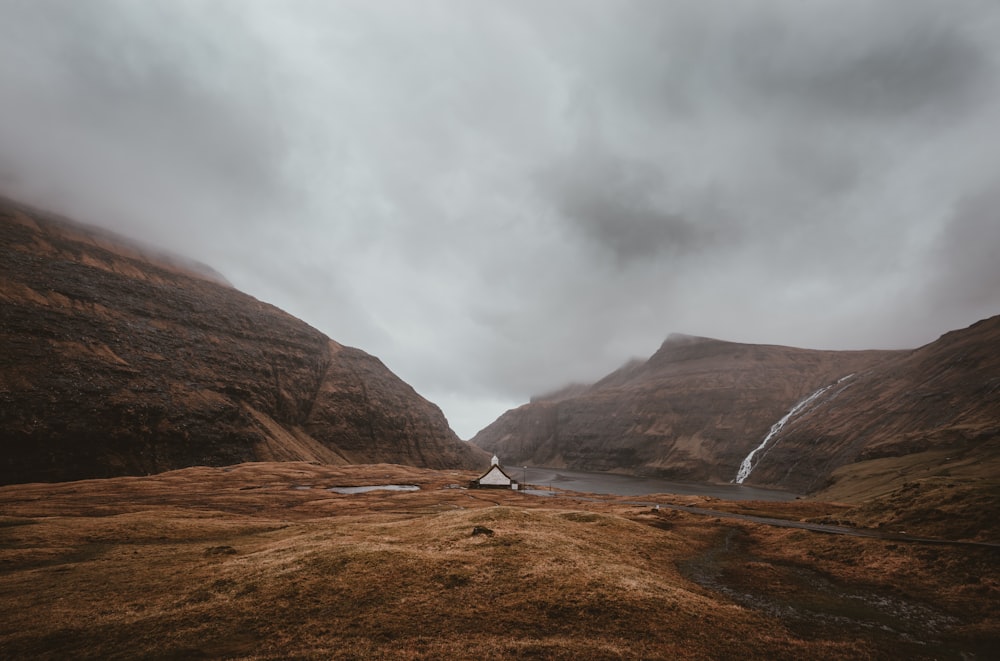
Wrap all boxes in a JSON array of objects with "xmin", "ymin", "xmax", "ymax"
[
  {"xmin": 0, "ymin": 197, "xmax": 486, "ymax": 484},
  {"xmin": 754, "ymin": 315, "xmax": 1000, "ymax": 494},
  {"xmin": 0, "ymin": 463, "xmax": 995, "ymax": 659}
]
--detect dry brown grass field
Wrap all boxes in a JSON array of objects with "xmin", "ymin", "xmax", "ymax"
[{"xmin": 1, "ymin": 462, "xmax": 997, "ymax": 659}]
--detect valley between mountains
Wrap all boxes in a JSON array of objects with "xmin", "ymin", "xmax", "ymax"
[{"xmin": 1, "ymin": 196, "xmax": 998, "ymax": 658}]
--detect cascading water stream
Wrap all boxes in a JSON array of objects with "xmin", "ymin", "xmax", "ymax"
[{"xmin": 734, "ymin": 374, "xmax": 854, "ymax": 484}]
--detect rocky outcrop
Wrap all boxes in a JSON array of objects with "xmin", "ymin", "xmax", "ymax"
[
  {"xmin": 0, "ymin": 196, "xmax": 486, "ymax": 484},
  {"xmin": 472, "ymin": 333, "xmax": 897, "ymax": 486},
  {"xmin": 751, "ymin": 315, "xmax": 1000, "ymax": 493}
]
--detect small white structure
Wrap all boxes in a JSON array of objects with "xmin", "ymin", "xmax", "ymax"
[{"xmin": 471, "ymin": 457, "xmax": 519, "ymax": 490}]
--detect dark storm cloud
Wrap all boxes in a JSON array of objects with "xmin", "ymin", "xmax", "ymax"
[
  {"xmin": 2, "ymin": 0, "xmax": 999, "ymax": 437},
  {"xmin": 536, "ymin": 140, "xmax": 725, "ymax": 265},
  {"xmin": 0, "ymin": 1, "xmax": 293, "ymax": 220},
  {"xmin": 731, "ymin": 12, "xmax": 989, "ymax": 122},
  {"xmin": 925, "ymin": 185, "xmax": 1000, "ymax": 317}
]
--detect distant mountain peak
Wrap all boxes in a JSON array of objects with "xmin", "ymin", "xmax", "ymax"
[
  {"xmin": 647, "ymin": 333, "xmax": 745, "ymax": 366},
  {"xmin": 472, "ymin": 330, "xmax": 903, "ymax": 489},
  {"xmin": 658, "ymin": 333, "xmax": 742, "ymax": 351},
  {"xmin": 663, "ymin": 332, "xmax": 718, "ymax": 344}
]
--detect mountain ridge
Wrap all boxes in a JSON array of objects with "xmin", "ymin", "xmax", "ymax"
[
  {"xmin": 473, "ymin": 315, "xmax": 999, "ymax": 496},
  {"xmin": 473, "ymin": 334, "xmax": 899, "ymax": 485},
  {"xmin": 757, "ymin": 313, "xmax": 1000, "ymax": 493},
  {"xmin": 0, "ymin": 195, "xmax": 487, "ymax": 484}
]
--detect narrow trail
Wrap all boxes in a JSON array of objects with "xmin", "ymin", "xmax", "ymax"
[
  {"xmin": 643, "ymin": 502, "xmax": 1000, "ymax": 549},
  {"xmin": 523, "ymin": 489, "xmax": 1000, "ymax": 549}
]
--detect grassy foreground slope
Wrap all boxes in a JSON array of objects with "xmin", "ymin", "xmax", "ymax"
[{"xmin": 1, "ymin": 463, "xmax": 996, "ymax": 659}]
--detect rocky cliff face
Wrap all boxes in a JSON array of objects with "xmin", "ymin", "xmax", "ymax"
[
  {"xmin": 472, "ymin": 333, "xmax": 898, "ymax": 487},
  {"xmin": 750, "ymin": 314, "xmax": 1000, "ymax": 493},
  {"xmin": 0, "ymin": 197, "xmax": 487, "ymax": 484}
]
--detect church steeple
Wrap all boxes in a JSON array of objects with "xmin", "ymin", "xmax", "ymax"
[{"xmin": 491, "ymin": 454, "xmax": 499, "ymax": 466}]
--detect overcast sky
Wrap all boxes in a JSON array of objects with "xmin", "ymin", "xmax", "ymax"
[{"xmin": 2, "ymin": 1, "xmax": 1000, "ymax": 438}]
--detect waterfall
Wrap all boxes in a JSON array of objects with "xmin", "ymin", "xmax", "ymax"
[{"xmin": 734, "ymin": 375, "xmax": 853, "ymax": 484}]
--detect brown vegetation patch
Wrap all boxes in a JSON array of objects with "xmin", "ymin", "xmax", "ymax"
[
  {"xmin": 840, "ymin": 480, "xmax": 1000, "ymax": 543},
  {"xmin": 0, "ymin": 462, "xmax": 996, "ymax": 659}
]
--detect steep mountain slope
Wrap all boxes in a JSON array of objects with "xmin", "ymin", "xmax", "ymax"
[
  {"xmin": 754, "ymin": 314, "xmax": 1000, "ymax": 494},
  {"xmin": 0, "ymin": 196, "xmax": 486, "ymax": 484},
  {"xmin": 472, "ymin": 334, "xmax": 897, "ymax": 486}
]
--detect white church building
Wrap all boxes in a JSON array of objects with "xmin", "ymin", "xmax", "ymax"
[{"xmin": 470, "ymin": 455, "xmax": 519, "ymax": 490}]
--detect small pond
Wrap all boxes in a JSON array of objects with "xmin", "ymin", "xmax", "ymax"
[{"xmin": 328, "ymin": 484, "xmax": 421, "ymax": 495}]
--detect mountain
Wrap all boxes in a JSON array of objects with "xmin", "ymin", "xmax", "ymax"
[
  {"xmin": 0, "ymin": 196, "xmax": 487, "ymax": 484},
  {"xmin": 473, "ymin": 315, "xmax": 1000, "ymax": 498},
  {"xmin": 760, "ymin": 314, "xmax": 1000, "ymax": 494},
  {"xmin": 472, "ymin": 334, "xmax": 898, "ymax": 487}
]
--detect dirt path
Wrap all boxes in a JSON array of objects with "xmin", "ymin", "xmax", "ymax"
[
  {"xmin": 646, "ymin": 502, "xmax": 1000, "ymax": 549},
  {"xmin": 676, "ymin": 526, "xmax": 970, "ymax": 659},
  {"xmin": 521, "ymin": 488, "xmax": 999, "ymax": 548}
]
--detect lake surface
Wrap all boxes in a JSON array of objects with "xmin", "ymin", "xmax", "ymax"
[
  {"xmin": 328, "ymin": 484, "xmax": 421, "ymax": 494},
  {"xmin": 516, "ymin": 466, "xmax": 799, "ymax": 502}
]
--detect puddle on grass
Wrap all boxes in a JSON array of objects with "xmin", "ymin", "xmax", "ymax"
[
  {"xmin": 520, "ymin": 489, "xmax": 556, "ymax": 497},
  {"xmin": 327, "ymin": 484, "xmax": 421, "ymax": 495}
]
